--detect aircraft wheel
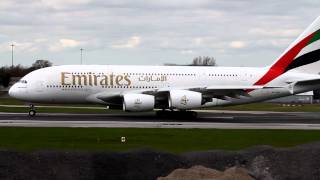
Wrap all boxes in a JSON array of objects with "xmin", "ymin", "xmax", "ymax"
[{"xmin": 29, "ymin": 110, "xmax": 36, "ymax": 117}]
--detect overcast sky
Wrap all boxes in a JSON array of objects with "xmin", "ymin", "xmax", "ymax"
[{"xmin": 0, "ymin": 0, "xmax": 319, "ymax": 67}]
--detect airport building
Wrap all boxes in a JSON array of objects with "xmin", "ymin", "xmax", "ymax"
[{"xmin": 267, "ymin": 91, "xmax": 314, "ymax": 104}]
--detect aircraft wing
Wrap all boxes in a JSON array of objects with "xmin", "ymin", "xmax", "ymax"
[
  {"xmin": 142, "ymin": 86, "xmax": 264, "ymax": 100},
  {"xmin": 186, "ymin": 85, "xmax": 264, "ymax": 100},
  {"xmin": 95, "ymin": 85, "xmax": 267, "ymax": 104}
]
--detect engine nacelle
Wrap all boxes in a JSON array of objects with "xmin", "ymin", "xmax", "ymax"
[
  {"xmin": 123, "ymin": 94, "xmax": 155, "ymax": 112},
  {"xmin": 169, "ymin": 90, "xmax": 202, "ymax": 110}
]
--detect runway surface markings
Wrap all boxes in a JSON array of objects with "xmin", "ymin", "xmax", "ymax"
[
  {"xmin": 0, "ymin": 111, "xmax": 319, "ymax": 129},
  {"xmin": 0, "ymin": 120, "xmax": 320, "ymax": 130}
]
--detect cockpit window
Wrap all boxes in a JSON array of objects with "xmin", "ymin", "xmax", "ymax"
[{"xmin": 18, "ymin": 80, "xmax": 27, "ymax": 84}]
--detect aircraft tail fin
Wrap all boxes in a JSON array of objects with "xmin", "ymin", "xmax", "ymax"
[{"xmin": 254, "ymin": 16, "xmax": 320, "ymax": 85}]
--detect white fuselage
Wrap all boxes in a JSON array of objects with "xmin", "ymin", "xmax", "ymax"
[
  {"xmin": 9, "ymin": 16, "xmax": 320, "ymax": 112},
  {"xmin": 9, "ymin": 65, "xmax": 320, "ymax": 109}
]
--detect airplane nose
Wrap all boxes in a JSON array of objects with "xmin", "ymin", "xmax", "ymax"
[
  {"xmin": 8, "ymin": 82, "xmax": 29, "ymax": 100},
  {"xmin": 8, "ymin": 84, "xmax": 16, "ymax": 98}
]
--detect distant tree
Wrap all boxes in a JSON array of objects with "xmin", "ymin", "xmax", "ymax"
[
  {"xmin": 0, "ymin": 60, "xmax": 53, "ymax": 87},
  {"xmin": 0, "ymin": 67, "xmax": 11, "ymax": 87},
  {"xmin": 164, "ymin": 56, "xmax": 217, "ymax": 66},
  {"xmin": 10, "ymin": 65, "xmax": 33, "ymax": 77},
  {"xmin": 191, "ymin": 56, "xmax": 216, "ymax": 66},
  {"xmin": 163, "ymin": 63, "xmax": 178, "ymax": 66},
  {"xmin": 31, "ymin": 60, "xmax": 52, "ymax": 69}
]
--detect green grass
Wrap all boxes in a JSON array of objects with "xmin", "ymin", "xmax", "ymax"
[
  {"xmin": 0, "ymin": 97, "xmax": 116, "ymax": 113},
  {"xmin": 0, "ymin": 98, "xmax": 25, "ymax": 105},
  {"xmin": 0, "ymin": 127, "xmax": 320, "ymax": 153},
  {"xmin": 0, "ymin": 97, "xmax": 102, "ymax": 107},
  {"xmin": 0, "ymin": 106, "xmax": 114, "ymax": 114}
]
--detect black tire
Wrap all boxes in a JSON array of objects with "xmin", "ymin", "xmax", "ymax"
[{"xmin": 29, "ymin": 110, "xmax": 36, "ymax": 117}]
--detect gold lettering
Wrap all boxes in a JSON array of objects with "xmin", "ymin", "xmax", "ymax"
[
  {"xmin": 110, "ymin": 73, "xmax": 114, "ymax": 86},
  {"xmin": 93, "ymin": 75, "xmax": 100, "ymax": 86},
  {"xmin": 115, "ymin": 75, "xmax": 124, "ymax": 86},
  {"xmin": 99, "ymin": 75, "xmax": 109, "ymax": 86},
  {"xmin": 61, "ymin": 72, "xmax": 71, "ymax": 85},
  {"xmin": 61, "ymin": 72, "xmax": 133, "ymax": 87},
  {"xmin": 124, "ymin": 75, "xmax": 131, "ymax": 86},
  {"xmin": 72, "ymin": 75, "xmax": 87, "ymax": 86},
  {"xmin": 88, "ymin": 74, "xmax": 93, "ymax": 86}
]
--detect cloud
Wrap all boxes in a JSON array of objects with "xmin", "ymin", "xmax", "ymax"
[
  {"xmin": 0, "ymin": 1, "xmax": 12, "ymax": 10},
  {"xmin": 41, "ymin": 0, "xmax": 92, "ymax": 9},
  {"xmin": 229, "ymin": 41, "xmax": 246, "ymax": 49},
  {"xmin": 0, "ymin": 0, "xmax": 319, "ymax": 67},
  {"xmin": 34, "ymin": 38, "xmax": 48, "ymax": 43},
  {"xmin": 181, "ymin": 50, "xmax": 194, "ymax": 55},
  {"xmin": 193, "ymin": 38, "xmax": 204, "ymax": 46},
  {"xmin": 249, "ymin": 28, "xmax": 302, "ymax": 38},
  {"xmin": 49, "ymin": 39, "xmax": 82, "ymax": 52},
  {"xmin": 59, "ymin": 39, "xmax": 81, "ymax": 48},
  {"xmin": 0, "ymin": 41, "xmax": 38, "ymax": 53},
  {"xmin": 0, "ymin": 38, "xmax": 82, "ymax": 53},
  {"xmin": 111, "ymin": 36, "xmax": 141, "ymax": 49}
]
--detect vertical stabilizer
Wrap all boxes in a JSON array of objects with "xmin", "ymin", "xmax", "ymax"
[{"xmin": 254, "ymin": 16, "xmax": 320, "ymax": 86}]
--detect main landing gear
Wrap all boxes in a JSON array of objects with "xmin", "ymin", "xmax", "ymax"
[
  {"xmin": 28, "ymin": 104, "xmax": 36, "ymax": 117},
  {"xmin": 156, "ymin": 110, "xmax": 198, "ymax": 119}
]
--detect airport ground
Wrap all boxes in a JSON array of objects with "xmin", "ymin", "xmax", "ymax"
[
  {"xmin": 1, "ymin": 97, "xmax": 320, "ymax": 179},
  {"xmin": 1, "ymin": 97, "xmax": 320, "ymax": 152},
  {"xmin": 0, "ymin": 126, "xmax": 320, "ymax": 153},
  {"xmin": 2, "ymin": 97, "xmax": 320, "ymax": 113}
]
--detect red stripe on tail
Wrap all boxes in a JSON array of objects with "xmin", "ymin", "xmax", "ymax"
[{"xmin": 254, "ymin": 32, "xmax": 316, "ymax": 86}]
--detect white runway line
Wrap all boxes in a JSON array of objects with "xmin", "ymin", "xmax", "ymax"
[
  {"xmin": 0, "ymin": 120, "xmax": 320, "ymax": 130},
  {"xmin": 0, "ymin": 104, "xmax": 301, "ymax": 114},
  {"xmin": 195, "ymin": 109, "xmax": 286, "ymax": 114}
]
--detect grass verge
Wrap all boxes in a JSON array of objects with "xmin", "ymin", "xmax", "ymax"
[
  {"xmin": 0, "ymin": 106, "xmax": 113, "ymax": 114},
  {"xmin": 0, "ymin": 127, "xmax": 320, "ymax": 153}
]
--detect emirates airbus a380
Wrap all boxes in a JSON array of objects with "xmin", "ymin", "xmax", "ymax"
[{"xmin": 9, "ymin": 16, "xmax": 320, "ymax": 117}]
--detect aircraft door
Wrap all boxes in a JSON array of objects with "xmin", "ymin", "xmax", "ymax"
[
  {"xmin": 200, "ymin": 71, "xmax": 209, "ymax": 87},
  {"xmin": 36, "ymin": 80, "xmax": 45, "ymax": 93},
  {"xmin": 241, "ymin": 73, "xmax": 248, "ymax": 82}
]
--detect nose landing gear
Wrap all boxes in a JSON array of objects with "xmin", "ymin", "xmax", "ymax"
[{"xmin": 29, "ymin": 104, "xmax": 36, "ymax": 117}]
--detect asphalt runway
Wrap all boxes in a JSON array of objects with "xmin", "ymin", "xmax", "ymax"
[{"xmin": 0, "ymin": 110, "xmax": 320, "ymax": 129}]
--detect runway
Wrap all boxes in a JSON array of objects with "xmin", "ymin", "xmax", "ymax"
[{"xmin": 0, "ymin": 110, "xmax": 320, "ymax": 129}]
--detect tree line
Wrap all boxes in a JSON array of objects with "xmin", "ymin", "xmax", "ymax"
[
  {"xmin": 1, "ymin": 57, "xmax": 216, "ymax": 88},
  {"xmin": 0, "ymin": 60, "xmax": 52, "ymax": 87},
  {"xmin": 164, "ymin": 56, "xmax": 217, "ymax": 66}
]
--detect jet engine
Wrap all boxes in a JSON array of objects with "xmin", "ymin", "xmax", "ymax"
[
  {"xmin": 169, "ymin": 90, "xmax": 202, "ymax": 110},
  {"xmin": 123, "ymin": 94, "xmax": 155, "ymax": 111}
]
